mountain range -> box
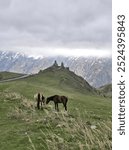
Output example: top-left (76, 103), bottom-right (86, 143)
top-left (0, 50), bottom-right (112, 88)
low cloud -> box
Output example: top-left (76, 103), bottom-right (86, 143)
top-left (0, 0), bottom-right (112, 56)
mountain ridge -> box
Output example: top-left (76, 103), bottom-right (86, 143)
top-left (0, 50), bottom-right (112, 88)
top-left (38, 61), bottom-right (96, 94)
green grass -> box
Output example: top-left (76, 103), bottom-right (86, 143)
top-left (0, 69), bottom-right (112, 150)
top-left (0, 71), bottom-right (24, 80)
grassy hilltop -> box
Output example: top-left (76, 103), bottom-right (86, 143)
top-left (0, 63), bottom-right (112, 150)
top-left (0, 71), bottom-right (24, 80)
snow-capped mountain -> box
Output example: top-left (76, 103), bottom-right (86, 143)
top-left (0, 50), bottom-right (112, 88)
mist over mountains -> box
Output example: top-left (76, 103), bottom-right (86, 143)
top-left (0, 50), bottom-right (112, 88)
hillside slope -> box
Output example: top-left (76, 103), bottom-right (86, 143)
top-left (98, 84), bottom-right (112, 97)
top-left (35, 62), bottom-right (96, 94)
top-left (0, 71), bottom-right (24, 80)
top-left (0, 64), bottom-right (112, 150)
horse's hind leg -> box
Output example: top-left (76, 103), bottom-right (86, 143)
top-left (41, 101), bottom-right (43, 110)
top-left (55, 102), bottom-right (56, 110)
top-left (64, 102), bottom-right (67, 111)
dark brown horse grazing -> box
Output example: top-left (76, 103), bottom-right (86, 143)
top-left (46, 95), bottom-right (68, 111)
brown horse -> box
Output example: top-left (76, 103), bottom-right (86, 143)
top-left (46, 95), bottom-right (68, 111)
top-left (34, 93), bottom-right (45, 109)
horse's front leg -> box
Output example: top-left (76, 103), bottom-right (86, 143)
top-left (65, 104), bottom-right (67, 111)
top-left (63, 102), bottom-right (67, 111)
top-left (57, 103), bottom-right (59, 112)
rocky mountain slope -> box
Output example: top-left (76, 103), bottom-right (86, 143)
top-left (0, 50), bottom-right (112, 87)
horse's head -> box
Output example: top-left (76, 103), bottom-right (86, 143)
top-left (46, 97), bottom-right (50, 104)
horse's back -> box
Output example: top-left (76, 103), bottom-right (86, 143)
top-left (47, 95), bottom-right (68, 103)
top-left (48, 95), bottom-right (58, 99)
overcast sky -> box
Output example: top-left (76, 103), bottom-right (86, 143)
top-left (0, 0), bottom-right (112, 57)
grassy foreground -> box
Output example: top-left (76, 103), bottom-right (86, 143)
top-left (0, 70), bottom-right (111, 150)
top-left (0, 91), bottom-right (111, 150)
